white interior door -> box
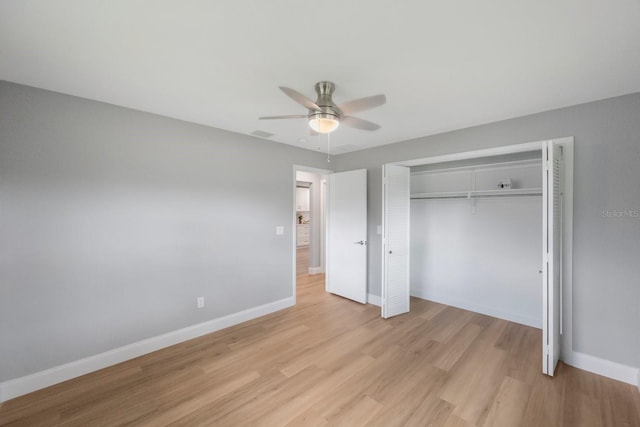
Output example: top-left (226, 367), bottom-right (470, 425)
top-left (542, 141), bottom-right (562, 376)
top-left (327, 169), bottom-right (367, 303)
top-left (382, 164), bottom-right (410, 318)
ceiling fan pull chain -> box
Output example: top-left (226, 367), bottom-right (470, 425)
top-left (327, 132), bottom-right (331, 163)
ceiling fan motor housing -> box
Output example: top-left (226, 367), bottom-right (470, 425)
top-left (313, 81), bottom-right (340, 115)
top-left (307, 81), bottom-right (340, 133)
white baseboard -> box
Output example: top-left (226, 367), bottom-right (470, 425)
top-left (0, 297), bottom-right (295, 403)
top-left (411, 290), bottom-right (540, 329)
top-left (563, 350), bottom-right (639, 386)
top-left (367, 293), bottom-right (381, 307)
top-left (308, 266), bottom-right (323, 275)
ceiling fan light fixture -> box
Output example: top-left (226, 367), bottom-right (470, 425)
top-left (259, 81), bottom-right (385, 134)
top-left (309, 113), bottom-right (339, 134)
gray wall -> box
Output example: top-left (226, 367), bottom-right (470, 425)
top-left (0, 81), bottom-right (327, 381)
top-left (333, 93), bottom-right (640, 369)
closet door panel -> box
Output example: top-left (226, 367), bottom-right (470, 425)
top-left (383, 164), bottom-right (410, 318)
top-left (542, 141), bottom-right (562, 376)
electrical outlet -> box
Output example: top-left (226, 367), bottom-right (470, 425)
top-left (197, 296), bottom-right (205, 309)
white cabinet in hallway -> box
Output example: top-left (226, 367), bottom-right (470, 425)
top-left (296, 223), bottom-right (309, 246)
top-left (296, 187), bottom-right (310, 212)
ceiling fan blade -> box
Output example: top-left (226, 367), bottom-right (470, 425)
top-left (341, 116), bottom-right (381, 131)
top-left (336, 94), bottom-right (386, 115)
top-left (259, 114), bottom-right (308, 120)
top-left (279, 86), bottom-right (321, 111)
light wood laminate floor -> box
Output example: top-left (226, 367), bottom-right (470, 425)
top-left (296, 246), bottom-right (310, 277)
top-left (1, 273), bottom-right (639, 426)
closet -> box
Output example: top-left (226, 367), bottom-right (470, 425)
top-left (409, 151), bottom-right (543, 328)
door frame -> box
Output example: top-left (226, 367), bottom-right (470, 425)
top-left (382, 138), bottom-right (574, 368)
top-left (292, 165), bottom-right (333, 304)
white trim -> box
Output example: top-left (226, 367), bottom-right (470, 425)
top-left (563, 351), bottom-right (639, 386)
top-left (293, 165), bottom-right (334, 176)
top-left (0, 297), bottom-right (294, 403)
top-left (308, 266), bottom-right (323, 275)
top-left (367, 293), bottom-right (382, 307)
top-left (380, 168), bottom-right (386, 316)
top-left (394, 141), bottom-right (544, 167)
top-left (411, 290), bottom-right (540, 329)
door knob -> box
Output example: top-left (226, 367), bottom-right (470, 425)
top-left (354, 240), bottom-right (367, 245)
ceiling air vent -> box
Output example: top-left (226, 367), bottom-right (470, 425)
top-left (333, 144), bottom-right (361, 154)
top-left (250, 130), bottom-right (274, 138)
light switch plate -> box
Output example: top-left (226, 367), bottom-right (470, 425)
top-left (276, 226), bottom-right (284, 235)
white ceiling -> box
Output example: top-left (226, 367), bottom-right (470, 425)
top-left (1, 1), bottom-right (639, 154)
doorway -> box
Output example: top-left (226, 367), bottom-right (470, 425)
top-left (293, 166), bottom-right (369, 305)
top-left (293, 166), bottom-right (331, 299)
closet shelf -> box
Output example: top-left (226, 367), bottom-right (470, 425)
top-left (411, 187), bottom-right (542, 200)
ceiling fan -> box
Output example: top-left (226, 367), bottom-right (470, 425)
top-left (259, 81), bottom-right (386, 134)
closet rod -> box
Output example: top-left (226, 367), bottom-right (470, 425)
top-left (411, 188), bottom-right (542, 200)
top-left (411, 194), bottom-right (542, 200)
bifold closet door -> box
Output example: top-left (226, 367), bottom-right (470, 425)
top-left (382, 164), bottom-right (410, 318)
top-left (542, 141), bottom-right (562, 376)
